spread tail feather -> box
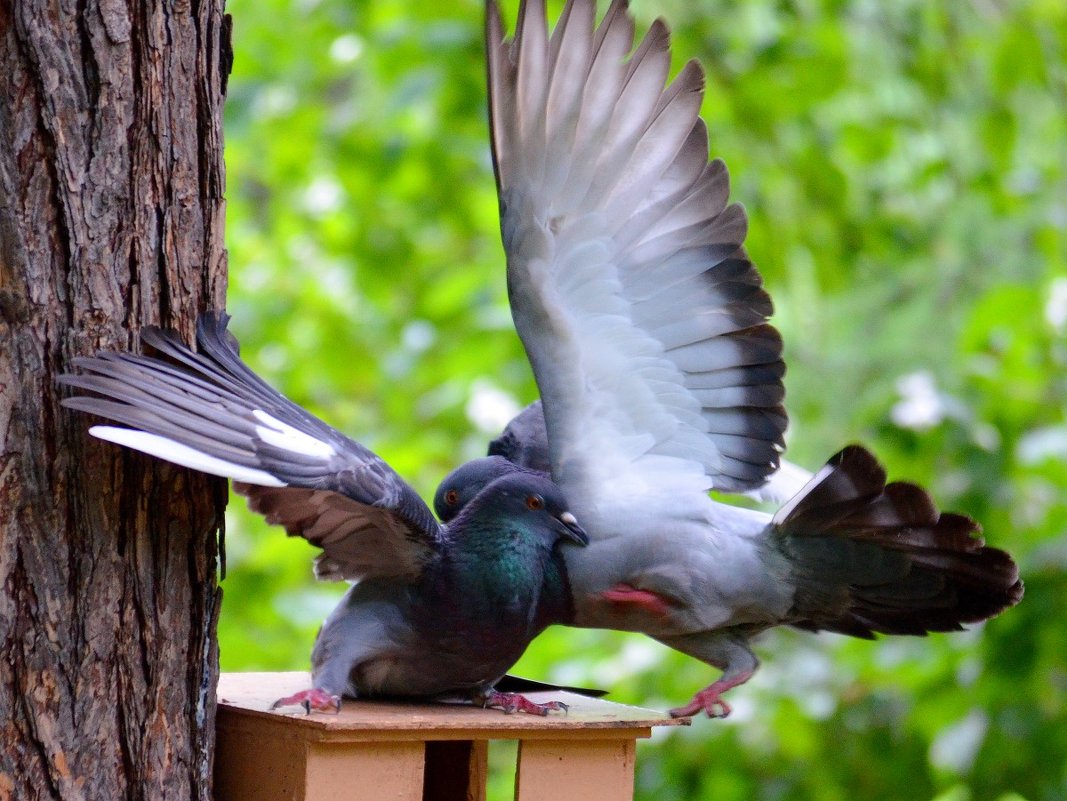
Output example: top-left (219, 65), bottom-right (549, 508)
top-left (776, 445), bottom-right (1023, 639)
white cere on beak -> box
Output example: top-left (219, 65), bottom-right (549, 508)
top-left (560, 511), bottom-right (578, 527)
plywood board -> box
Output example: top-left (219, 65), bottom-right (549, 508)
top-left (515, 739), bottom-right (637, 801)
top-left (217, 672), bottom-right (688, 743)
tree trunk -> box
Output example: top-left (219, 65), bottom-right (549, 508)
top-left (0, 1), bottom-right (231, 798)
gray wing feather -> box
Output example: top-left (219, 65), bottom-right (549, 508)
top-left (60, 312), bottom-right (442, 581)
top-left (236, 483), bottom-right (432, 582)
top-left (488, 0), bottom-right (786, 513)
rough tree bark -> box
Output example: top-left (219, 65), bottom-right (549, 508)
top-left (0, 1), bottom-right (231, 798)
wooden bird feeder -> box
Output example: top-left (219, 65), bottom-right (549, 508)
top-left (215, 672), bottom-right (688, 801)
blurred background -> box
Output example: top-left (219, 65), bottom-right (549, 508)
top-left (218, 0), bottom-right (1066, 798)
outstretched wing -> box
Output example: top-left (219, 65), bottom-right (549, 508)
top-left (487, 0), bottom-right (786, 530)
top-left (59, 313), bottom-right (442, 582)
top-left (489, 400), bottom-right (813, 504)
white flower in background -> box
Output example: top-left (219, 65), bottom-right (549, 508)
top-left (252, 84), bottom-right (297, 119)
top-left (401, 320), bottom-right (436, 354)
top-left (930, 709), bottom-right (989, 774)
top-left (303, 176), bottom-right (344, 217)
top-left (329, 34), bottom-right (364, 64)
top-left (891, 371), bottom-right (995, 447)
top-left (589, 638), bottom-right (664, 686)
top-left (891, 370), bottom-right (946, 430)
top-left (1045, 277), bottom-right (1067, 333)
top-left (1017, 425), bottom-right (1067, 465)
top-left (465, 379), bottom-right (521, 434)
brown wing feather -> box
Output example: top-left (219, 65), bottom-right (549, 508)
top-left (236, 484), bottom-right (436, 582)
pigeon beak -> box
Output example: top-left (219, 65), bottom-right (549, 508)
top-left (556, 511), bottom-right (589, 546)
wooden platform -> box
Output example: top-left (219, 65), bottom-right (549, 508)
top-left (215, 672), bottom-right (688, 801)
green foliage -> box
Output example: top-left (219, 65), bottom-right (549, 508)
top-left (219, 1), bottom-right (1066, 798)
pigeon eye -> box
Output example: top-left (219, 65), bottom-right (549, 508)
top-left (444, 489), bottom-right (459, 505)
top-left (525, 495), bottom-right (544, 511)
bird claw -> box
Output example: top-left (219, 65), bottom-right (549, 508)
top-left (669, 686), bottom-right (733, 719)
top-left (669, 668), bottom-right (753, 719)
top-left (270, 688), bottom-right (342, 714)
top-left (482, 691), bottom-right (569, 716)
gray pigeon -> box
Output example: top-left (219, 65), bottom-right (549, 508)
top-left (472, 0), bottom-right (1024, 717)
top-left (485, 399), bottom-right (813, 503)
top-left (60, 314), bottom-right (589, 715)
top-left (439, 421), bottom-right (1023, 718)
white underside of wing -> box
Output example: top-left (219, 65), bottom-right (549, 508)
top-left (89, 425), bottom-right (286, 487)
top-left (504, 209), bottom-right (719, 523)
top-left (252, 409), bottom-right (337, 459)
top-left (489, 0), bottom-right (787, 528)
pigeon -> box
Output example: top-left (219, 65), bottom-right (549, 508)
top-left (472, 0), bottom-right (1024, 717)
top-left (59, 313), bottom-right (589, 716)
top-left (483, 399), bottom-right (813, 503)
top-left (62, 0), bottom-right (1024, 723)
top-left (437, 437), bottom-right (1023, 716)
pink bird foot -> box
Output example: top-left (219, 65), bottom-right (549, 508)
top-left (482, 691), bottom-right (569, 716)
top-left (669, 670), bottom-right (753, 719)
top-left (270, 688), bottom-right (342, 714)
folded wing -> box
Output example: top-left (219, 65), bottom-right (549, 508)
top-left (59, 313), bottom-right (442, 582)
top-left (488, 0), bottom-right (786, 527)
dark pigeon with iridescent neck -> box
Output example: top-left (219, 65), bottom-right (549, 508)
top-left (60, 314), bottom-right (588, 715)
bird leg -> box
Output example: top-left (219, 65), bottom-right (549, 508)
top-left (668, 669), bottom-right (754, 718)
top-left (480, 690), bottom-right (569, 716)
top-left (270, 688), bottom-right (342, 714)
top-left (654, 630), bottom-right (760, 719)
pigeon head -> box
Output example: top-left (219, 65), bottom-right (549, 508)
top-left (434, 456), bottom-right (526, 522)
top-left (454, 471), bottom-right (588, 549)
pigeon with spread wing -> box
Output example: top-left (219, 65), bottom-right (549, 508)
top-left (460, 0), bottom-right (1023, 717)
top-left (61, 0), bottom-right (1022, 722)
top-left (60, 314), bottom-right (588, 715)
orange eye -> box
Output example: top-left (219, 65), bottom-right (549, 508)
top-left (444, 489), bottom-right (459, 505)
top-left (525, 495), bottom-right (544, 511)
